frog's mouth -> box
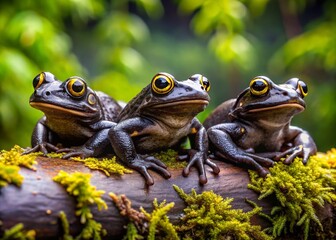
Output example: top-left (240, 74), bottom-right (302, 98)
top-left (151, 99), bottom-right (209, 108)
top-left (30, 102), bottom-right (98, 118)
top-left (246, 102), bottom-right (305, 113)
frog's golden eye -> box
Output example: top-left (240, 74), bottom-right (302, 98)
top-left (298, 80), bottom-right (308, 97)
top-left (66, 77), bottom-right (87, 98)
top-left (249, 77), bottom-right (269, 96)
top-left (190, 74), bottom-right (211, 92)
top-left (151, 73), bottom-right (175, 94)
top-left (33, 72), bottom-right (45, 89)
top-left (200, 76), bottom-right (210, 92)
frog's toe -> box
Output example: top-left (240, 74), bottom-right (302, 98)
top-left (283, 146), bottom-right (303, 164)
top-left (198, 174), bottom-right (208, 185)
top-left (302, 148), bottom-right (311, 164)
top-left (57, 148), bottom-right (73, 153)
top-left (205, 158), bottom-right (220, 174)
top-left (145, 156), bottom-right (167, 169)
top-left (62, 151), bottom-right (82, 159)
top-left (22, 145), bottom-right (40, 155)
top-left (246, 153), bottom-right (274, 167)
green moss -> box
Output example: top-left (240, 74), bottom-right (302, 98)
top-left (58, 211), bottom-right (73, 240)
top-left (153, 149), bottom-right (187, 169)
top-left (0, 223), bottom-right (36, 240)
top-left (173, 185), bottom-right (271, 240)
top-left (109, 193), bottom-right (178, 240)
top-left (143, 199), bottom-right (178, 240)
top-left (0, 145), bottom-right (37, 170)
top-left (248, 156), bottom-right (336, 239)
top-left (0, 164), bottom-right (23, 187)
top-left (46, 152), bottom-right (66, 159)
top-left (0, 145), bottom-right (38, 188)
top-left (53, 171), bottom-right (107, 240)
top-left (72, 156), bottom-right (133, 176)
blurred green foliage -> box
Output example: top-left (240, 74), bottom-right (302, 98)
top-left (0, 0), bottom-right (335, 151)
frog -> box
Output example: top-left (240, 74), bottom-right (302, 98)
top-left (203, 76), bottom-right (317, 177)
top-left (108, 72), bottom-right (220, 185)
top-left (23, 72), bottom-right (123, 158)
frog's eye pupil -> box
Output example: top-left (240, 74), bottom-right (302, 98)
top-left (151, 73), bottom-right (175, 94)
top-left (201, 78), bottom-right (210, 92)
top-left (33, 72), bottom-right (45, 89)
top-left (249, 78), bottom-right (269, 96)
top-left (155, 77), bottom-right (169, 89)
top-left (72, 81), bottom-right (84, 93)
top-left (298, 80), bottom-right (308, 97)
top-left (66, 78), bottom-right (87, 98)
top-left (252, 81), bottom-right (266, 91)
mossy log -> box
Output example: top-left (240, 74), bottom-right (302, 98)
top-left (0, 157), bottom-right (334, 239)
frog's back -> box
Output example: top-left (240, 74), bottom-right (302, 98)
top-left (203, 99), bottom-right (236, 129)
top-left (117, 86), bottom-right (150, 121)
top-left (96, 91), bottom-right (123, 122)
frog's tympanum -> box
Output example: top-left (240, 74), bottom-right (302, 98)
top-left (109, 72), bottom-right (220, 185)
top-left (24, 72), bottom-right (123, 158)
top-left (204, 76), bottom-right (317, 177)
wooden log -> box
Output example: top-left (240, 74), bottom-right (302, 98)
top-left (0, 157), bottom-right (333, 239)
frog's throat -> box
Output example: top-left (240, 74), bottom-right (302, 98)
top-left (246, 103), bottom-right (304, 113)
top-left (150, 99), bottom-right (209, 108)
top-left (30, 102), bottom-right (98, 117)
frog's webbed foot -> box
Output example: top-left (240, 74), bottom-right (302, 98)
top-left (129, 156), bottom-right (171, 186)
top-left (182, 150), bottom-right (220, 185)
top-left (22, 143), bottom-right (59, 156)
top-left (214, 150), bottom-right (273, 178)
top-left (275, 145), bottom-right (311, 164)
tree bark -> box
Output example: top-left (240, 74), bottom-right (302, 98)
top-left (0, 157), bottom-right (334, 239)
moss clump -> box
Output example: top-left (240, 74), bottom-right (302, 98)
top-left (0, 145), bottom-right (38, 188)
top-left (111, 186), bottom-right (271, 240)
top-left (53, 171), bottom-right (107, 240)
top-left (173, 185), bottom-right (271, 240)
top-left (72, 156), bottom-right (133, 176)
top-left (248, 156), bottom-right (336, 239)
top-left (46, 152), bottom-right (66, 159)
top-left (0, 223), bottom-right (36, 240)
top-left (0, 145), bottom-right (37, 170)
top-left (322, 148), bottom-right (336, 168)
top-left (109, 193), bottom-right (178, 240)
top-left (153, 149), bottom-right (187, 169)
top-left (0, 164), bottom-right (23, 188)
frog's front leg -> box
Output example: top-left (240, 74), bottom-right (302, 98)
top-left (182, 119), bottom-right (220, 184)
top-left (207, 123), bottom-right (274, 177)
top-left (276, 126), bottom-right (317, 164)
top-left (23, 116), bottom-right (60, 155)
top-left (61, 121), bottom-right (117, 159)
top-left (108, 118), bottom-right (171, 186)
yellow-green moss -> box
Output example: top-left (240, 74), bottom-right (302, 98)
top-left (0, 223), bottom-right (36, 240)
top-left (0, 145), bottom-right (37, 170)
top-left (248, 155), bottom-right (336, 239)
top-left (153, 149), bottom-right (187, 169)
top-left (109, 193), bottom-right (178, 240)
top-left (111, 186), bottom-right (271, 240)
top-left (0, 164), bottom-right (23, 187)
top-left (53, 171), bottom-right (107, 240)
top-left (46, 152), bottom-right (66, 159)
top-left (58, 211), bottom-right (72, 240)
top-left (173, 185), bottom-right (272, 240)
top-left (0, 145), bottom-right (38, 188)
top-left (72, 156), bottom-right (133, 176)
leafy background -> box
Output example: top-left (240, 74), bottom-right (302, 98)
top-left (0, 0), bottom-right (335, 151)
